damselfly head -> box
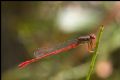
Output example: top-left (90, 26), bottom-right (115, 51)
top-left (89, 34), bottom-right (96, 39)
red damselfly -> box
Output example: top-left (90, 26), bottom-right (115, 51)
top-left (18, 34), bottom-right (96, 69)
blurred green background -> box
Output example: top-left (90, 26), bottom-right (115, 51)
top-left (1, 1), bottom-right (120, 80)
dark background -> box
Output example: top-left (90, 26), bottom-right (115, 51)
top-left (1, 1), bottom-right (120, 80)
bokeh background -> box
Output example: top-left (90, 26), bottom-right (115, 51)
top-left (1, 1), bottom-right (120, 80)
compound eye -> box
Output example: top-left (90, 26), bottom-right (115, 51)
top-left (90, 34), bottom-right (96, 39)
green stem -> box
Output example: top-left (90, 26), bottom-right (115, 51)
top-left (86, 25), bottom-right (104, 80)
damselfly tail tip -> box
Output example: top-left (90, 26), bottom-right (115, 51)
top-left (18, 61), bottom-right (31, 69)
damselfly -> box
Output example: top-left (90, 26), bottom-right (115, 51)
top-left (18, 34), bottom-right (96, 69)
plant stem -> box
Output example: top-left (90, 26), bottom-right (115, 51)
top-left (86, 25), bottom-right (104, 80)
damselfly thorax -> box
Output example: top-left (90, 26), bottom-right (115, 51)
top-left (77, 34), bottom-right (96, 52)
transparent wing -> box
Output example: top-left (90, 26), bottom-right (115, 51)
top-left (34, 39), bottom-right (78, 58)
